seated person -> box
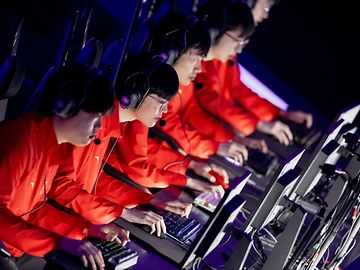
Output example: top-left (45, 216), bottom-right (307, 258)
top-left (30, 58), bottom-right (191, 244)
top-left (144, 14), bottom-right (252, 186)
top-left (0, 64), bottom-right (128, 270)
top-left (98, 53), bottom-right (226, 206)
top-left (148, 13), bottom-right (251, 165)
top-left (194, 0), bottom-right (313, 146)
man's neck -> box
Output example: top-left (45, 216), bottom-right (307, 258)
top-left (118, 104), bottom-right (136, 123)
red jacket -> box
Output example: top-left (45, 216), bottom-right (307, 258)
top-left (40, 101), bottom-right (154, 227)
top-left (0, 113), bottom-right (88, 257)
top-left (160, 83), bottom-right (235, 151)
top-left (103, 120), bottom-right (188, 188)
top-left (146, 83), bottom-right (235, 173)
top-left (194, 58), bottom-right (281, 136)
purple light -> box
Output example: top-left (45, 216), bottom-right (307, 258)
top-left (239, 64), bottom-right (289, 111)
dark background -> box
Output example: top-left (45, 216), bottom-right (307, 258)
top-left (0, 0), bottom-right (358, 128)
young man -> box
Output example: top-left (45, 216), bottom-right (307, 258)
top-left (195, 0), bottom-right (313, 146)
top-left (0, 64), bottom-right (128, 270)
top-left (31, 57), bottom-right (192, 243)
top-left (98, 53), bottom-right (225, 200)
top-left (146, 13), bottom-right (250, 176)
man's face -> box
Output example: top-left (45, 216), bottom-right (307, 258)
top-left (211, 28), bottom-right (249, 62)
top-left (62, 110), bottom-right (102, 146)
top-left (134, 94), bottom-right (169, 127)
top-left (173, 48), bottom-right (203, 86)
top-left (252, 0), bottom-right (275, 24)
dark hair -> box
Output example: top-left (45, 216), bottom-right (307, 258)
top-left (198, 0), bottom-right (255, 43)
top-left (39, 64), bottom-right (115, 118)
top-left (244, 0), bottom-right (278, 9)
top-left (149, 12), bottom-right (211, 65)
top-left (116, 53), bottom-right (179, 108)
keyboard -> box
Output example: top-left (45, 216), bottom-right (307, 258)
top-left (245, 149), bottom-right (278, 176)
top-left (162, 212), bottom-right (201, 243)
top-left (44, 239), bottom-right (138, 270)
top-left (193, 192), bottom-right (221, 212)
top-left (90, 239), bottom-right (138, 269)
top-left (283, 121), bottom-right (322, 148)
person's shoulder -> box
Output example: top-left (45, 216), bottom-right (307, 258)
top-left (0, 112), bottom-right (40, 139)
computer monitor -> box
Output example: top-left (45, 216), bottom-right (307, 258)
top-left (291, 119), bottom-right (346, 198)
top-left (184, 195), bottom-right (246, 268)
top-left (248, 146), bottom-right (304, 195)
top-left (336, 103), bottom-right (360, 125)
top-left (113, 171), bottom-right (252, 269)
top-left (334, 104), bottom-right (360, 142)
top-left (243, 169), bottom-right (301, 234)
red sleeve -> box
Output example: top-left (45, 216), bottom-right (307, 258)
top-left (95, 172), bottom-right (155, 207)
top-left (47, 154), bottom-right (124, 225)
top-left (182, 87), bottom-right (235, 142)
top-left (231, 61), bottom-right (280, 121)
top-left (106, 121), bottom-right (188, 188)
top-left (160, 96), bottom-right (220, 158)
top-left (0, 134), bottom-right (61, 256)
top-left (147, 136), bottom-right (192, 175)
top-left (194, 60), bottom-right (260, 136)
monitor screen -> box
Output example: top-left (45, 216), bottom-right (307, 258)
top-left (336, 103), bottom-right (360, 124)
top-left (292, 119), bottom-right (345, 198)
top-left (181, 171), bottom-right (251, 268)
top-left (186, 195), bottom-right (246, 267)
top-left (243, 169), bottom-right (300, 233)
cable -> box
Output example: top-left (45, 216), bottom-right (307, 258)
top-left (319, 249), bottom-right (329, 270)
top-left (93, 137), bottom-right (118, 194)
top-left (192, 257), bottom-right (202, 270)
top-left (216, 233), bottom-right (232, 249)
top-left (20, 176), bottom-right (47, 217)
top-left (250, 231), bottom-right (266, 263)
top-left (302, 173), bottom-right (360, 269)
top-left (178, 91), bottom-right (192, 157)
top-left (260, 227), bottom-right (278, 244)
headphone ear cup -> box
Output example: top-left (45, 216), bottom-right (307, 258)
top-left (53, 93), bottom-right (79, 118)
top-left (208, 27), bottom-right (220, 44)
top-left (119, 73), bottom-right (147, 109)
top-left (165, 49), bottom-right (179, 65)
top-left (120, 92), bottom-right (142, 109)
top-left (53, 76), bottom-right (88, 118)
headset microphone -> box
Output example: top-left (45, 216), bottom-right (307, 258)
top-left (159, 119), bottom-right (167, 127)
top-left (94, 138), bottom-right (101, 145)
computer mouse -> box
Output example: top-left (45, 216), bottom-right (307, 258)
top-left (208, 171), bottom-right (229, 189)
top-left (139, 224), bottom-right (166, 239)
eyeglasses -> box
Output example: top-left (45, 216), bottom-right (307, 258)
top-left (224, 32), bottom-right (250, 46)
top-left (148, 94), bottom-right (169, 110)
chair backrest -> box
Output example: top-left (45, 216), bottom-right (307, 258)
top-left (0, 17), bottom-right (25, 121)
top-left (24, 2), bottom-right (103, 113)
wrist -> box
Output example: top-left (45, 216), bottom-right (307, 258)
top-left (279, 110), bottom-right (290, 120)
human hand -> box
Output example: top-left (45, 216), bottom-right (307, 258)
top-left (217, 142), bottom-right (248, 165)
top-left (257, 120), bottom-right (293, 145)
top-left (280, 110), bottom-right (313, 128)
top-left (121, 208), bottom-right (165, 237)
top-left (58, 238), bottom-right (105, 270)
top-left (150, 197), bottom-right (192, 217)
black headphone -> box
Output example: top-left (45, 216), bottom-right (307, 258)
top-left (246, 0), bottom-right (257, 9)
top-left (202, 5), bottom-right (228, 44)
top-left (119, 55), bottom-right (166, 109)
top-left (159, 15), bottom-right (199, 65)
top-left (52, 67), bottom-right (102, 118)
